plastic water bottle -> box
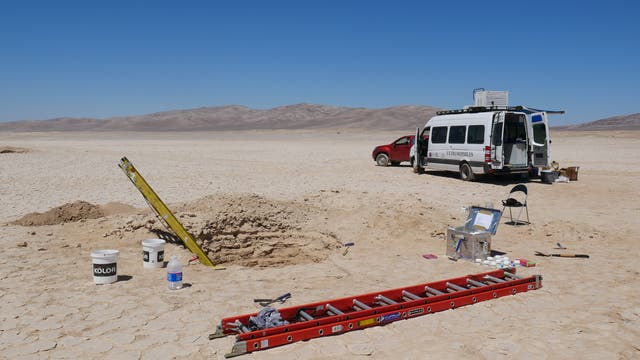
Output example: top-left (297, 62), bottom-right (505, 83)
top-left (167, 255), bottom-right (183, 290)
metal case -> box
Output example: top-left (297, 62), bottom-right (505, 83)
top-left (473, 90), bottom-right (509, 107)
top-left (445, 206), bottom-right (502, 261)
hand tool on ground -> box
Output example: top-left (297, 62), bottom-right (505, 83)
top-left (535, 251), bottom-right (589, 258)
top-left (210, 269), bottom-right (542, 357)
top-left (253, 293), bottom-right (292, 307)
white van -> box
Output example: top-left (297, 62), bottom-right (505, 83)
top-left (411, 107), bottom-right (556, 181)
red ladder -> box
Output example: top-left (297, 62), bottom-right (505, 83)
top-left (210, 269), bottom-right (542, 357)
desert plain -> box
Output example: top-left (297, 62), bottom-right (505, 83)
top-left (0, 130), bottom-right (639, 359)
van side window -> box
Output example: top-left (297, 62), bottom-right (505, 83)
top-left (492, 123), bottom-right (503, 146)
top-left (467, 125), bottom-right (484, 144)
top-left (431, 127), bottom-right (447, 144)
top-left (448, 126), bottom-right (466, 144)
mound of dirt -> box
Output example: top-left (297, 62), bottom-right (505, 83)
top-left (99, 194), bottom-right (339, 267)
top-left (13, 201), bottom-right (106, 226)
top-left (182, 194), bottom-right (339, 267)
top-left (0, 146), bottom-right (30, 154)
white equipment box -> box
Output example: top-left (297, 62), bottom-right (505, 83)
top-left (474, 90), bottom-right (509, 107)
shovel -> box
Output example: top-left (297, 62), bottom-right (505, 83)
top-left (535, 251), bottom-right (589, 258)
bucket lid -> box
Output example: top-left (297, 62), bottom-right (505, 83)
top-left (141, 238), bottom-right (166, 247)
top-left (91, 249), bottom-right (119, 258)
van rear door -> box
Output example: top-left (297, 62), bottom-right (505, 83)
top-left (528, 112), bottom-right (550, 167)
top-left (490, 112), bottom-right (504, 169)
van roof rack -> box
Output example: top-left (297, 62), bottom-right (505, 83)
top-left (436, 106), bottom-right (565, 116)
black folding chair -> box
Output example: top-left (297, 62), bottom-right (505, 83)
top-left (501, 184), bottom-right (530, 225)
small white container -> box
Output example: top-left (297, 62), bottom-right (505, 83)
top-left (91, 249), bottom-right (119, 284)
top-left (142, 238), bottom-right (166, 268)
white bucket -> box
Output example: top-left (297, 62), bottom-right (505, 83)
top-left (91, 249), bottom-right (119, 284)
top-left (141, 239), bottom-right (166, 268)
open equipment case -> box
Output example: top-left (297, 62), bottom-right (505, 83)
top-left (446, 206), bottom-right (502, 261)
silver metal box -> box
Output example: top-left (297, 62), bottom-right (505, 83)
top-left (445, 206), bottom-right (502, 261)
top-left (446, 227), bottom-right (492, 261)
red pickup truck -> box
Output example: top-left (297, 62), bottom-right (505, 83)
top-left (372, 135), bottom-right (427, 167)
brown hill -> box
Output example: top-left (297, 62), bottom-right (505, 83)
top-left (554, 113), bottom-right (640, 131)
top-left (0, 104), bottom-right (441, 132)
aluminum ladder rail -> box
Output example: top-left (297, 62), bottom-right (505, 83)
top-left (211, 269), bottom-right (542, 357)
top-left (118, 157), bottom-right (222, 268)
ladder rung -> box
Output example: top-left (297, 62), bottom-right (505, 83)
top-left (446, 282), bottom-right (467, 292)
top-left (425, 286), bottom-right (445, 296)
top-left (402, 290), bottom-right (422, 301)
top-left (326, 304), bottom-right (344, 315)
top-left (375, 294), bottom-right (398, 305)
top-left (353, 299), bottom-right (371, 310)
top-left (503, 272), bottom-right (521, 279)
top-left (484, 275), bottom-right (506, 283)
top-left (467, 278), bottom-right (486, 288)
top-left (299, 310), bottom-right (314, 321)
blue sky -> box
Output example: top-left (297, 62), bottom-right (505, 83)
top-left (1, 1), bottom-right (638, 125)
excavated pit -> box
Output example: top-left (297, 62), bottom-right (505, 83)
top-left (180, 194), bottom-right (339, 267)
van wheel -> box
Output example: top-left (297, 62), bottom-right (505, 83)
top-left (460, 163), bottom-right (475, 181)
top-left (376, 153), bottom-right (390, 167)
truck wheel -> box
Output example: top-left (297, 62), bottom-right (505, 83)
top-left (460, 163), bottom-right (475, 181)
top-left (376, 153), bottom-right (390, 167)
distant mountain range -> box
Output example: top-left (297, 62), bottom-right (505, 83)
top-left (0, 104), bottom-right (441, 131)
top-left (552, 113), bottom-right (640, 131)
top-left (0, 104), bottom-right (638, 131)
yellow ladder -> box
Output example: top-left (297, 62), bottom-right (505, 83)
top-left (118, 157), bottom-right (223, 269)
